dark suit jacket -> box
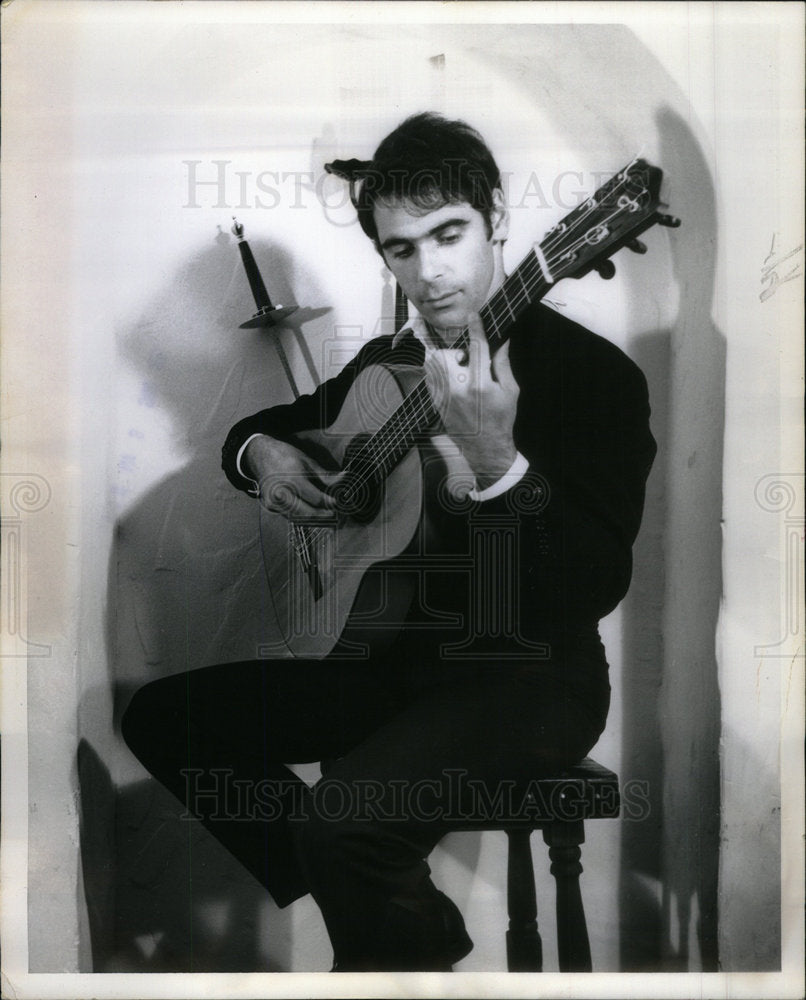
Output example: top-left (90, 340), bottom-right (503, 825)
top-left (222, 302), bottom-right (656, 646)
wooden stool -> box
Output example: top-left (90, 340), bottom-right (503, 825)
top-left (452, 757), bottom-right (620, 972)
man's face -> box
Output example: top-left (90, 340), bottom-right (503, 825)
top-left (373, 196), bottom-right (508, 335)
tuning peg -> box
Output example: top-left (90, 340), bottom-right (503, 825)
top-left (626, 238), bottom-right (647, 255)
top-left (657, 214), bottom-right (681, 228)
top-left (595, 260), bottom-right (616, 280)
top-left (324, 158), bottom-right (373, 180)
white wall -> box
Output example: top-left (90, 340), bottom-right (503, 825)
top-left (1, 1), bottom-right (802, 993)
top-left (707, 15), bottom-right (803, 972)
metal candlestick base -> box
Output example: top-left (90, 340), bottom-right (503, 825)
top-left (239, 304), bottom-right (298, 329)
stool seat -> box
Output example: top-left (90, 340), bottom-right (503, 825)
top-left (449, 757), bottom-right (620, 831)
top-left (450, 757), bottom-right (620, 973)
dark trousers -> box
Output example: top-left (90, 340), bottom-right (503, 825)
top-left (121, 630), bottom-right (610, 970)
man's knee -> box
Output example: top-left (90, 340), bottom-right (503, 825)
top-left (120, 676), bottom-right (183, 766)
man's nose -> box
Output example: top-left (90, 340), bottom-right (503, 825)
top-left (417, 246), bottom-right (444, 284)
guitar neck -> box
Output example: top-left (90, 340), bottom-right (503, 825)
top-left (458, 247), bottom-right (550, 353)
top-left (341, 248), bottom-right (549, 484)
top-left (341, 158), bottom-right (675, 484)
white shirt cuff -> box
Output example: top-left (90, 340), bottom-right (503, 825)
top-left (468, 451), bottom-right (530, 502)
top-left (236, 433), bottom-right (265, 496)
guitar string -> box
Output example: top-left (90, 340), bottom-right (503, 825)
top-left (336, 208), bottom-right (609, 496)
top-left (470, 174), bottom-right (647, 352)
top-left (293, 170), bottom-right (649, 553)
top-left (336, 168), bottom-right (646, 482)
top-left (340, 252), bottom-right (544, 468)
top-left (294, 250), bottom-right (547, 551)
top-left (292, 243), bottom-right (586, 551)
top-left (538, 163), bottom-right (643, 258)
top-left (470, 166), bottom-right (645, 346)
top-left (298, 237), bottom-right (596, 546)
top-left (336, 167), bottom-right (648, 481)
top-left (336, 179), bottom-right (648, 502)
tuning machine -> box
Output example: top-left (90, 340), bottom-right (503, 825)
top-left (657, 214), bottom-right (682, 228)
top-left (594, 260), bottom-right (616, 280)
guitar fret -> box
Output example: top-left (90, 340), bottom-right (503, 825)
top-left (502, 287), bottom-right (517, 324)
top-left (517, 257), bottom-right (534, 302)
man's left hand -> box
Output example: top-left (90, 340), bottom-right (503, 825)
top-left (424, 313), bottom-right (520, 492)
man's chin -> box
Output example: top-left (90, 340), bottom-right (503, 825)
top-left (421, 306), bottom-right (471, 336)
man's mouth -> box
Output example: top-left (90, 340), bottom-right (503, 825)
top-left (424, 291), bottom-right (460, 309)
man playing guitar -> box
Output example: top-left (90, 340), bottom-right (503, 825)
top-left (123, 113), bottom-right (657, 971)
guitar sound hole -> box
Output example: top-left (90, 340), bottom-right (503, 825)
top-left (334, 435), bottom-right (384, 523)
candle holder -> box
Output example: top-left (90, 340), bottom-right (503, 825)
top-left (231, 218), bottom-right (298, 328)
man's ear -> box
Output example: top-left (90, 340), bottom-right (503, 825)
top-left (490, 188), bottom-right (510, 242)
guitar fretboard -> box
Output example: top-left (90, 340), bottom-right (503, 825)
top-left (340, 246), bottom-right (550, 494)
top-left (337, 157), bottom-right (666, 501)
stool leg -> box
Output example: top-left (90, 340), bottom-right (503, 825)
top-left (543, 820), bottom-right (592, 972)
top-left (505, 829), bottom-right (543, 972)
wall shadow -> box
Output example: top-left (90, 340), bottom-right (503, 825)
top-left (619, 106), bottom-right (726, 971)
top-left (618, 328), bottom-right (671, 969)
top-left (80, 234), bottom-right (332, 971)
top-left (78, 738), bottom-right (280, 972)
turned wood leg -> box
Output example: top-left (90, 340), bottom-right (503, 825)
top-left (543, 820), bottom-right (592, 972)
top-left (505, 829), bottom-right (543, 972)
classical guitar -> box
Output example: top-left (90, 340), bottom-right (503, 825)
top-left (256, 159), bottom-right (679, 658)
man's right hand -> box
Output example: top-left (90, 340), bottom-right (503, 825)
top-left (243, 436), bottom-right (341, 521)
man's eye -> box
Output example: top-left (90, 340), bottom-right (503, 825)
top-left (391, 247), bottom-right (413, 260)
top-left (438, 231), bottom-right (461, 244)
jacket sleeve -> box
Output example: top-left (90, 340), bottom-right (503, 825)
top-left (478, 310), bottom-right (657, 628)
top-left (221, 335), bottom-right (396, 494)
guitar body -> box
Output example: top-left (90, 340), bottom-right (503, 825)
top-left (259, 363), bottom-right (424, 659)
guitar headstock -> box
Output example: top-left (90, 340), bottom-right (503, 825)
top-left (538, 158), bottom-right (680, 283)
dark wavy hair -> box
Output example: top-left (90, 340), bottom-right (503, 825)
top-left (354, 113), bottom-right (503, 246)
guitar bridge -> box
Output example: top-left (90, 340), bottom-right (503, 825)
top-left (305, 562), bottom-right (324, 601)
top-left (292, 523), bottom-right (324, 600)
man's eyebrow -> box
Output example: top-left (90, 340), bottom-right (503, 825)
top-left (380, 218), bottom-right (469, 252)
